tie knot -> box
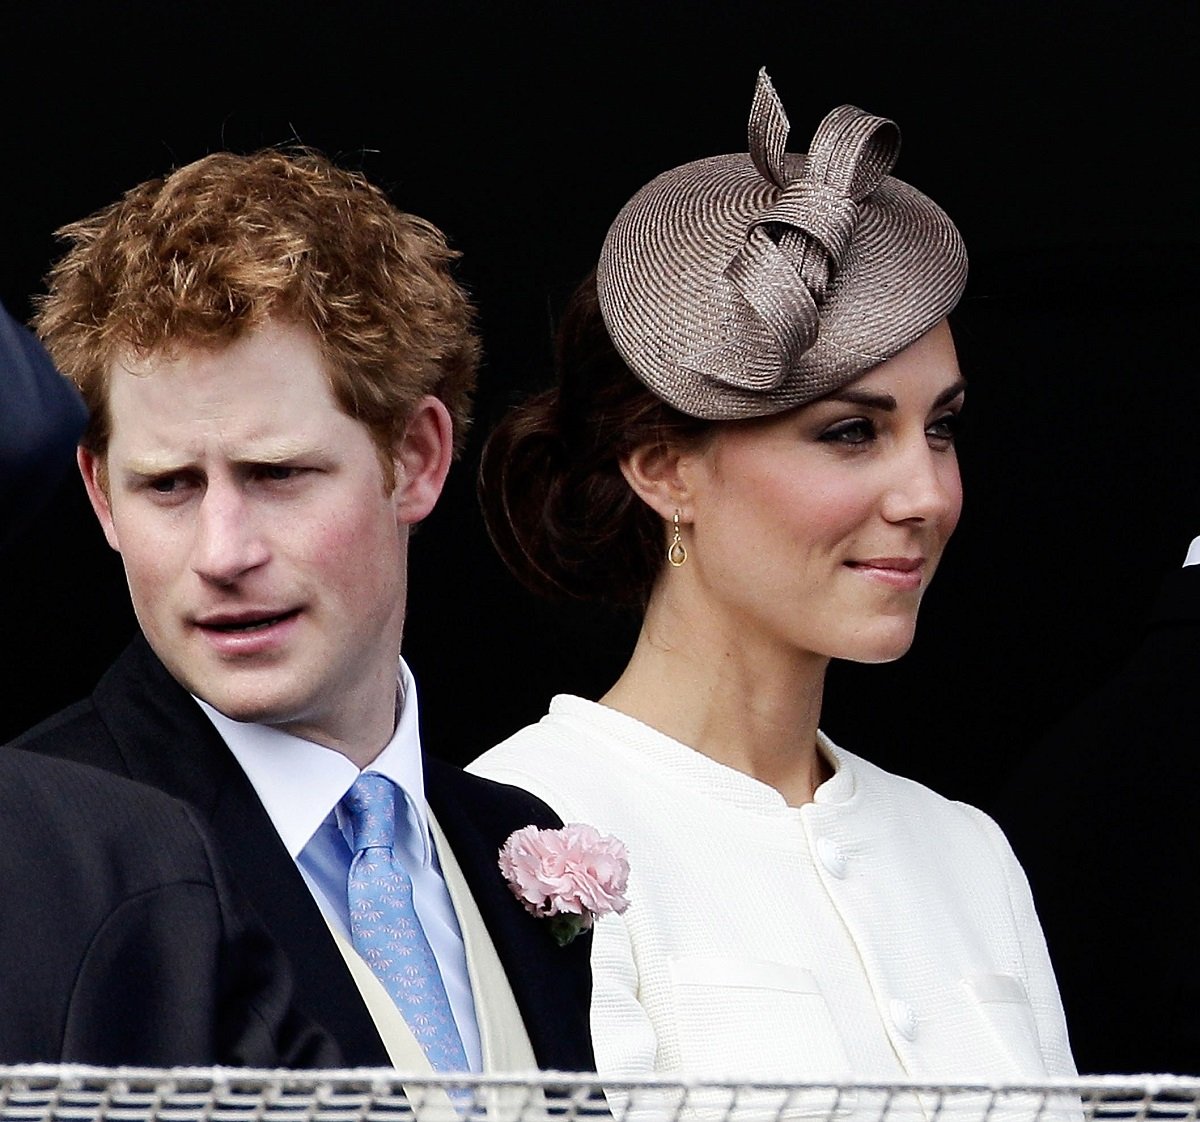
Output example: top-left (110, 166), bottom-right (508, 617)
top-left (342, 772), bottom-right (397, 852)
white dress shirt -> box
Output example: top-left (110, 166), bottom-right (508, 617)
top-left (195, 658), bottom-right (482, 1071)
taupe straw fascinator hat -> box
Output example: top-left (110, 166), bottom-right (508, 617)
top-left (597, 69), bottom-right (968, 420)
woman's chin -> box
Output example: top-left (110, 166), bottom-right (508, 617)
top-left (836, 624), bottom-right (919, 665)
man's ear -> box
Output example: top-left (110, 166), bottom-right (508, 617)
top-left (618, 440), bottom-right (698, 523)
top-left (391, 396), bottom-right (454, 526)
top-left (78, 446), bottom-right (121, 552)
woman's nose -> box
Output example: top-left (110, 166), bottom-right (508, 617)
top-left (880, 442), bottom-right (962, 527)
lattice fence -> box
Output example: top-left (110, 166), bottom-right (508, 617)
top-left (3, 1069), bottom-right (1198, 1122)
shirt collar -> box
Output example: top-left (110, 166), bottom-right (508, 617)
top-left (194, 657), bottom-right (432, 865)
top-left (1185, 534), bottom-right (1200, 567)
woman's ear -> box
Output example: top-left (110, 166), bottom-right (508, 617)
top-left (391, 396), bottom-right (455, 526)
top-left (619, 440), bottom-right (700, 522)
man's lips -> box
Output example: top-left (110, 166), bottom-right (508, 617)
top-left (190, 607), bottom-right (303, 657)
top-left (193, 608), bottom-right (302, 633)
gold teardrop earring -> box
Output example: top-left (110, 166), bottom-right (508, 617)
top-left (667, 509), bottom-right (688, 567)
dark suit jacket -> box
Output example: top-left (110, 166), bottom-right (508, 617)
top-left (991, 565), bottom-right (1200, 1074)
top-left (0, 303), bottom-right (87, 552)
top-left (10, 635), bottom-right (597, 1071)
top-left (0, 747), bottom-right (340, 1066)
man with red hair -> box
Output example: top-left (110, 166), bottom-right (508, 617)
top-left (1, 301), bottom-right (335, 1065)
top-left (10, 150), bottom-right (595, 1076)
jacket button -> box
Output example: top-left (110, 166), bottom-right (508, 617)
top-left (816, 836), bottom-right (848, 878)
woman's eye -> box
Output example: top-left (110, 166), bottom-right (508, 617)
top-left (818, 418), bottom-right (875, 446)
top-left (926, 412), bottom-right (962, 445)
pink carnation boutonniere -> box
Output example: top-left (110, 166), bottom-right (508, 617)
top-left (499, 823), bottom-right (631, 946)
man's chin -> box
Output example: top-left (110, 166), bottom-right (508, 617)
top-left (175, 665), bottom-right (305, 728)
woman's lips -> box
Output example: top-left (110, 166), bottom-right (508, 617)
top-left (845, 558), bottom-right (924, 591)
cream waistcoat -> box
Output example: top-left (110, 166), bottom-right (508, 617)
top-left (329, 811), bottom-right (539, 1117)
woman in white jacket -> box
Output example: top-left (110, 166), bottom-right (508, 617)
top-left (470, 71), bottom-right (1074, 1084)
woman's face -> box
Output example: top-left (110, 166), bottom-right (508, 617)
top-left (677, 319), bottom-right (965, 665)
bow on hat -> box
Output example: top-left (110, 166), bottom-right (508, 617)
top-left (695, 70), bottom-right (901, 393)
top-left (597, 68), bottom-right (966, 419)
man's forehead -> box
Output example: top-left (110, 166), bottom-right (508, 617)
top-left (110, 332), bottom-right (245, 378)
top-left (105, 342), bottom-right (347, 450)
top-left (108, 317), bottom-right (327, 378)
top-left (107, 325), bottom-right (327, 402)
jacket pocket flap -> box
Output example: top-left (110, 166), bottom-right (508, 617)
top-left (671, 955), bottom-right (822, 994)
top-left (963, 972), bottom-right (1029, 1004)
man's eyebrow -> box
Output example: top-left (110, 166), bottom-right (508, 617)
top-left (234, 442), bottom-right (315, 464)
top-left (122, 441), bottom-right (319, 476)
top-left (123, 456), bottom-right (190, 478)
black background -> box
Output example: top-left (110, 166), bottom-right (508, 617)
top-left (2, 0), bottom-right (1196, 813)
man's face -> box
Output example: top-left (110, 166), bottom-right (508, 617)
top-left (80, 318), bottom-right (447, 760)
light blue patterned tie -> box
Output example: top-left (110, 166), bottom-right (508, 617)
top-left (342, 772), bottom-right (468, 1072)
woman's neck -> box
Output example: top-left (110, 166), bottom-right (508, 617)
top-left (600, 588), bottom-right (831, 807)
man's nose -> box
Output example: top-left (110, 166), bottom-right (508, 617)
top-left (190, 486), bottom-right (270, 584)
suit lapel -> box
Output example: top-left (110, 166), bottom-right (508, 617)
top-left (90, 637), bottom-right (390, 1066)
top-left (428, 810), bottom-right (537, 1073)
top-left (87, 639), bottom-right (596, 1071)
top-left (424, 755), bottom-right (597, 1074)
top-left (1150, 564), bottom-right (1200, 626)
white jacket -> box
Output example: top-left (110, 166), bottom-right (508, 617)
top-left (469, 695), bottom-right (1075, 1082)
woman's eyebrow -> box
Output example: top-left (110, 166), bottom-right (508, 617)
top-left (932, 378), bottom-right (968, 409)
top-left (825, 377), bottom-right (967, 412)
top-left (826, 389), bottom-right (897, 411)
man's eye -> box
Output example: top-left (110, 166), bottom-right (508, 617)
top-left (151, 476), bottom-right (180, 494)
top-left (260, 465), bottom-right (299, 481)
top-left (818, 419), bottom-right (875, 446)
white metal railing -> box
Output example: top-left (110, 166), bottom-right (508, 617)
top-left (1, 1069), bottom-right (1197, 1122)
